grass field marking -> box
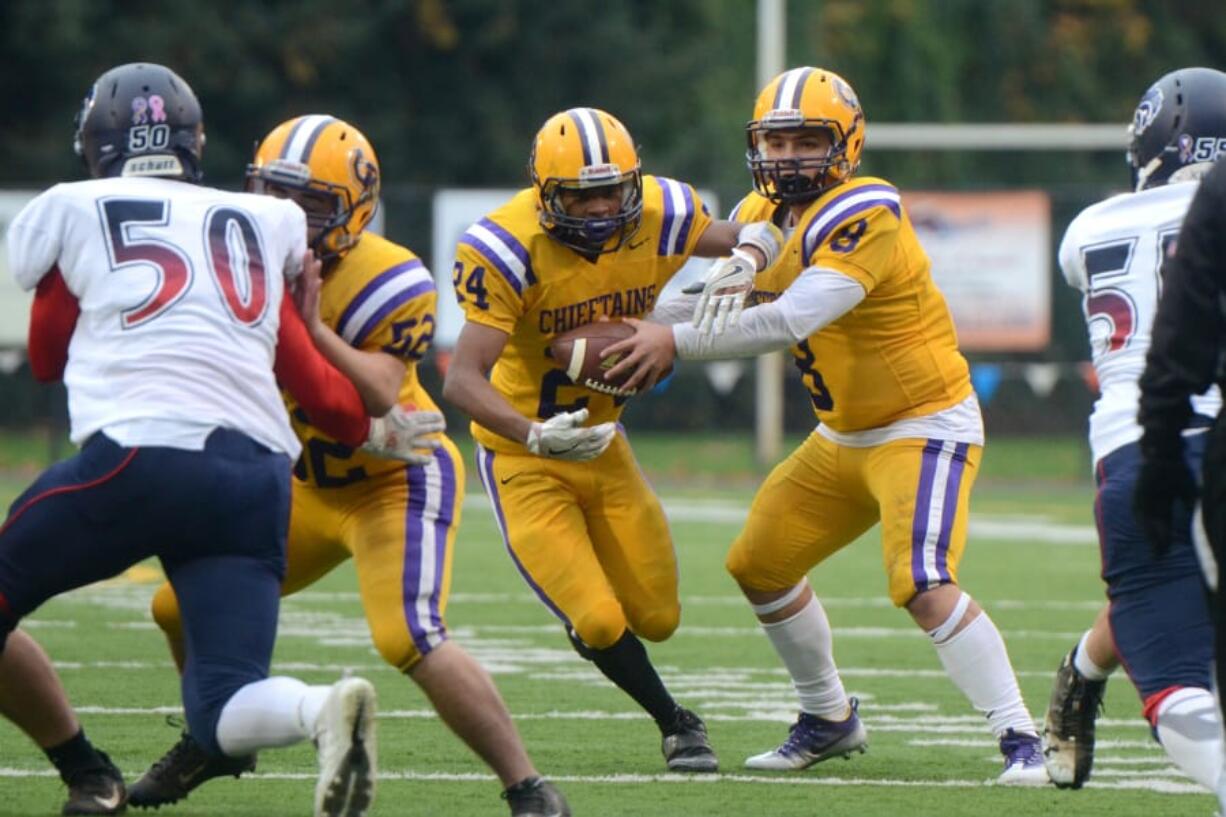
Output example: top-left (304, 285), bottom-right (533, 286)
top-left (459, 495), bottom-right (1099, 544)
top-left (0, 767), bottom-right (1205, 795)
top-left (910, 738), bottom-right (1160, 750)
top-left (61, 705), bottom-right (1153, 735)
top-left (44, 660), bottom-right (1102, 680)
top-left (453, 623), bottom-right (1087, 641)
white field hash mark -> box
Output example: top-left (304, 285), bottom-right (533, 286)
top-left (0, 767), bottom-right (1204, 795)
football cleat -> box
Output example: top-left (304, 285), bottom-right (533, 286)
top-left (661, 708), bottom-right (719, 772)
top-left (62, 750), bottom-right (126, 815)
top-left (1042, 648), bottom-right (1106, 788)
top-left (501, 777), bottom-right (571, 817)
top-left (127, 732), bottom-right (255, 808)
top-left (314, 677), bottom-right (378, 817)
top-left (998, 728), bottom-right (1050, 786)
top-left (744, 698), bottom-right (868, 771)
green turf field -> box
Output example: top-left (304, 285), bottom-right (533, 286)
top-left (0, 432), bottom-right (1213, 816)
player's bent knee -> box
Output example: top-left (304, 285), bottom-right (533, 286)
top-left (632, 605), bottom-right (679, 643)
top-left (150, 582), bottom-right (184, 639)
top-left (571, 602), bottom-right (627, 651)
top-left (371, 625), bottom-right (440, 673)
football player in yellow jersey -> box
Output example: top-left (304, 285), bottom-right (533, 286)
top-left (604, 68), bottom-right (1047, 784)
top-left (442, 107), bottom-right (783, 773)
top-left (131, 116), bottom-right (570, 817)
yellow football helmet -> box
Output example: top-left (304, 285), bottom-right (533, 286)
top-left (529, 107), bottom-right (643, 253)
top-left (246, 115), bottom-right (380, 260)
top-left (746, 67), bottom-right (865, 203)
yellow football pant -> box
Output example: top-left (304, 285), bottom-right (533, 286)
top-left (151, 436), bottom-right (463, 671)
top-left (727, 432), bottom-right (980, 606)
top-left (474, 433), bottom-right (678, 649)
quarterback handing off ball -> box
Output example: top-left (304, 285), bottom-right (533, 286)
top-left (550, 321), bottom-right (639, 396)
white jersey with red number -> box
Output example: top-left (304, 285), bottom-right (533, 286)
top-left (6, 176), bottom-right (307, 456)
top-left (1059, 180), bottom-right (1222, 465)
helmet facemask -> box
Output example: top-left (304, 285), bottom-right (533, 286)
top-left (246, 157), bottom-right (376, 262)
top-left (535, 164), bottom-right (644, 254)
top-left (747, 113), bottom-right (854, 204)
top-left (245, 117), bottom-right (382, 264)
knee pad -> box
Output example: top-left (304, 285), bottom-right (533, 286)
top-left (150, 582), bottom-right (184, 640)
top-left (570, 601), bottom-right (627, 651)
top-left (630, 605), bottom-right (679, 643)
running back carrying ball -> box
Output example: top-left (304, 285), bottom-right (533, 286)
top-left (549, 321), bottom-right (639, 396)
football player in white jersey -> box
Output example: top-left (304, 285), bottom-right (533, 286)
top-left (0, 63), bottom-right (437, 817)
top-left (1042, 67), bottom-right (1226, 792)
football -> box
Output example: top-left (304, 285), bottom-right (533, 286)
top-left (549, 321), bottom-right (640, 397)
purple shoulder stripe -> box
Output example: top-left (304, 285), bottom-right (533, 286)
top-left (336, 258), bottom-right (425, 339)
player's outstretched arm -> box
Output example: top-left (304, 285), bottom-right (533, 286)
top-left (442, 321), bottom-right (533, 445)
top-left (687, 221), bottom-right (782, 334)
top-left (275, 294), bottom-right (371, 448)
top-left (292, 252), bottom-right (406, 416)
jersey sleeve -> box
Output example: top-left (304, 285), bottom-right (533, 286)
top-left (800, 183), bottom-right (903, 292)
top-left (453, 217), bottom-right (534, 334)
top-left (653, 177), bottom-right (713, 258)
top-left (27, 265), bottom-right (79, 382)
top-left (275, 295), bottom-right (370, 447)
top-left (6, 186), bottom-right (66, 291)
top-left (1057, 218), bottom-right (1088, 292)
top-left (334, 258), bottom-right (438, 362)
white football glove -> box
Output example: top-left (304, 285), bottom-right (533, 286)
top-left (691, 248), bottom-right (758, 335)
top-left (525, 408), bottom-right (616, 462)
top-left (361, 405), bottom-right (446, 465)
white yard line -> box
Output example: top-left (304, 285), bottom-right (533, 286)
top-left (0, 767), bottom-right (1203, 795)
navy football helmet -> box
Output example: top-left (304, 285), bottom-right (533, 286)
top-left (1127, 67), bottom-right (1226, 191)
top-left (73, 63), bottom-right (205, 182)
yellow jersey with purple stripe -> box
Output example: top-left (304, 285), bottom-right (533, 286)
top-left (285, 231), bottom-right (443, 486)
top-left (733, 177), bottom-right (971, 432)
top-left (455, 175), bottom-right (712, 453)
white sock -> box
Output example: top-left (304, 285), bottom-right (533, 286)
top-left (1153, 687), bottom-right (1223, 791)
top-left (930, 608), bottom-right (1035, 738)
top-left (758, 594), bottom-right (848, 720)
top-left (1073, 630), bottom-right (1112, 681)
top-left (214, 676), bottom-right (332, 755)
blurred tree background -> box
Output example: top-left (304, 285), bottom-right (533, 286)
top-left (1, 0), bottom-right (1223, 434)
top-left (4, 0), bottom-right (1224, 191)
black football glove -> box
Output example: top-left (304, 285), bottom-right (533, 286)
top-left (1133, 452), bottom-right (1198, 558)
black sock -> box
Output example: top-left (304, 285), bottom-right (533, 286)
top-left (569, 628), bottom-right (679, 730)
top-left (45, 729), bottom-right (105, 783)
top-left (504, 776), bottom-right (542, 795)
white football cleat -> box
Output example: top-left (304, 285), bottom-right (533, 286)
top-left (745, 699), bottom-right (868, 771)
top-left (314, 677), bottom-right (377, 817)
top-left (997, 729), bottom-right (1051, 786)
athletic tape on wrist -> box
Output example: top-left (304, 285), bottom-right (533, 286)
top-left (736, 221), bottom-right (783, 269)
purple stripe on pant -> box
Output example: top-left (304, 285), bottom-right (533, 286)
top-left (934, 443), bottom-right (969, 582)
top-left (477, 446), bottom-right (571, 626)
top-left (401, 447), bottom-right (456, 657)
top-left (910, 439), bottom-right (945, 591)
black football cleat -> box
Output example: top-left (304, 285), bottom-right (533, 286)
top-left (61, 750), bottom-right (126, 815)
top-left (128, 732), bottom-right (256, 808)
top-left (661, 707), bottom-right (719, 772)
top-left (1042, 648), bottom-right (1106, 789)
top-left (501, 777), bottom-right (570, 817)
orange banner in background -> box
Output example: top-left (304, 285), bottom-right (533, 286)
top-left (904, 191), bottom-right (1052, 352)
